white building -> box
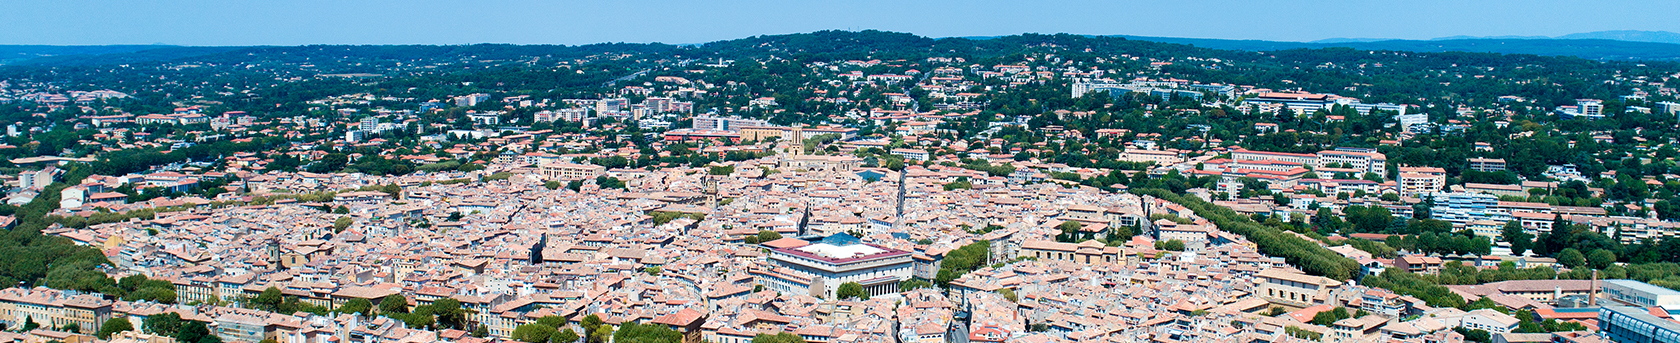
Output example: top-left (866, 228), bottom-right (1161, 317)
top-left (692, 115), bottom-right (770, 132)
top-left (754, 234), bottom-right (913, 300)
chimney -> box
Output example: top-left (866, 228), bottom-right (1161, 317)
top-left (1589, 269), bottom-right (1598, 307)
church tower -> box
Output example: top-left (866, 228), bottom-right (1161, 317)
top-left (267, 239), bottom-right (282, 269)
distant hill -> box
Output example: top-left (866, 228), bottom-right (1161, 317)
top-left (1319, 30), bottom-right (1680, 45)
top-left (0, 45), bottom-right (180, 65)
top-left (1112, 35), bottom-right (1680, 60)
top-left (8, 29), bottom-right (1680, 68)
top-left (1556, 30), bottom-right (1680, 45)
top-left (0, 43), bottom-right (680, 68)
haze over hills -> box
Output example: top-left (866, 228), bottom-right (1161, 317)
top-left (1436, 30), bottom-right (1680, 44)
top-left (1113, 30), bottom-right (1680, 61)
top-left (6, 30), bottom-right (1680, 66)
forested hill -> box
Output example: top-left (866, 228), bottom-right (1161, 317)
top-left (0, 30), bottom-right (1662, 114)
top-left (9, 29), bottom-right (1680, 70)
top-left (2, 43), bottom-right (683, 67)
top-left (1110, 35), bottom-right (1680, 61)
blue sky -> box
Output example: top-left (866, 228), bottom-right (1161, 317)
top-left (2, 0), bottom-right (1677, 46)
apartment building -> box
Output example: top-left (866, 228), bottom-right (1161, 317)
top-left (0, 287), bottom-right (114, 335)
top-left (1256, 269), bottom-right (1343, 309)
top-left (1018, 240), bottom-right (1121, 266)
top-left (1430, 192), bottom-right (1510, 229)
top-left (1397, 167), bottom-right (1446, 197)
top-left (692, 115), bottom-right (770, 132)
top-left (1463, 183), bottom-right (1526, 198)
top-left (1119, 149), bottom-right (1183, 165)
top-left (1231, 148), bottom-right (1387, 176)
top-left (536, 162), bottom-right (606, 181)
top-left (1468, 157), bottom-right (1507, 172)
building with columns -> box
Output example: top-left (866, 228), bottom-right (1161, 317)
top-left (753, 234), bottom-right (913, 300)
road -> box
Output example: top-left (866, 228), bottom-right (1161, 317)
top-left (603, 69), bottom-right (650, 87)
top-left (893, 166), bottom-right (908, 229)
top-left (949, 321), bottom-right (969, 343)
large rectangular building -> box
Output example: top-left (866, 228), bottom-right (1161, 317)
top-left (1430, 192), bottom-right (1510, 229)
top-left (1256, 269), bottom-right (1344, 310)
top-left (1397, 166), bottom-right (1446, 197)
top-left (692, 115), bottom-right (770, 132)
top-left (1599, 306), bottom-right (1680, 343)
top-left (1231, 148), bottom-right (1387, 176)
top-left (537, 162), bottom-right (606, 181)
top-left (755, 235), bottom-right (913, 300)
top-left (0, 287), bottom-right (113, 336)
top-left (1018, 240), bottom-right (1121, 266)
top-left (1600, 279), bottom-right (1680, 308)
top-left (1468, 157), bottom-right (1507, 173)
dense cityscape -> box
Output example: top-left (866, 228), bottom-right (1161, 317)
top-left (0, 30), bottom-right (1677, 343)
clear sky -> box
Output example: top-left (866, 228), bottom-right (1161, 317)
top-left (2, 0), bottom-right (1677, 46)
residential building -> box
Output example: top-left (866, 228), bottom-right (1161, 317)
top-left (0, 287), bottom-right (114, 336)
top-left (1430, 192), bottom-right (1510, 229)
top-left (1256, 269), bottom-right (1343, 309)
top-left (1395, 255), bottom-right (1444, 274)
top-left (1018, 240), bottom-right (1120, 266)
top-left (454, 93), bottom-right (490, 107)
top-left (1468, 158), bottom-right (1507, 173)
top-left (537, 162), bottom-right (605, 181)
top-left (1397, 167), bottom-right (1447, 197)
top-left (692, 116), bottom-right (770, 132)
top-left (1119, 149), bottom-right (1183, 165)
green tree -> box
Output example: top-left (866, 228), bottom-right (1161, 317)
top-left (379, 294), bottom-right (409, 314)
top-left (935, 241), bottom-right (991, 286)
top-left (511, 323), bottom-right (556, 343)
top-left (431, 298), bottom-right (469, 330)
top-left (899, 279), bottom-right (932, 291)
top-left (611, 321), bottom-right (682, 343)
top-left (544, 180), bottom-right (562, 190)
top-left (252, 287), bottom-right (284, 312)
top-left (1310, 307), bottom-right (1352, 326)
top-left (594, 176), bottom-right (626, 190)
top-left (581, 314), bottom-right (608, 343)
top-left (96, 318), bottom-right (132, 339)
top-left (554, 328), bottom-right (580, 343)
top-left (1057, 220), bottom-right (1083, 241)
top-left (1155, 239), bottom-right (1186, 251)
top-left (336, 298), bottom-right (373, 317)
top-left (1501, 221), bottom-right (1533, 256)
top-left (1587, 249), bottom-right (1617, 270)
top-left (836, 282), bottom-right (868, 300)
top-left (333, 216), bottom-right (352, 232)
top-left (754, 230), bottom-right (782, 244)
top-left (1455, 327), bottom-right (1491, 343)
top-left (142, 312), bottom-right (181, 336)
top-left (752, 332), bottom-right (807, 343)
top-left (1557, 248), bottom-right (1586, 268)
top-left (174, 321), bottom-right (221, 343)
top-left (1344, 205), bottom-right (1393, 233)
